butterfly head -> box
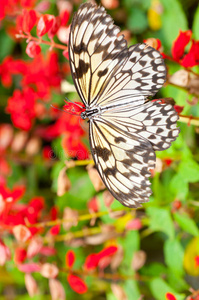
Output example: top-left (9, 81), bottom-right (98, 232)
top-left (81, 107), bottom-right (102, 120)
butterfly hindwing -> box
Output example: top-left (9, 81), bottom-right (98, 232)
top-left (89, 118), bottom-right (156, 207)
top-left (101, 101), bottom-right (180, 151)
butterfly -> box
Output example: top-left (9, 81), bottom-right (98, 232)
top-left (68, 2), bottom-right (180, 208)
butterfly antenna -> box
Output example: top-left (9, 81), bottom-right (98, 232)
top-left (50, 105), bottom-right (81, 117)
top-left (65, 97), bottom-right (84, 109)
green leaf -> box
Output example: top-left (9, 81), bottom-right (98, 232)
top-left (118, 231), bottom-right (140, 275)
top-left (193, 5), bottom-right (199, 40)
top-left (140, 262), bottom-right (167, 277)
top-left (146, 207), bottom-right (175, 239)
top-left (169, 173), bottom-right (189, 199)
top-left (149, 278), bottom-right (185, 300)
top-left (159, 0), bottom-right (188, 51)
top-left (167, 272), bottom-right (189, 292)
top-left (127, 7), bottom-right (148, 33)
top-left (164, 239), bottom-right (184, 276)
top-left (0, 31), bottom-right (15, 61)
top-left (174, 212), bottom-right (199, 236)
top-left (123, 280), bottom-right (141, 300)
top-left (178, 159), bottom-right (199, 183)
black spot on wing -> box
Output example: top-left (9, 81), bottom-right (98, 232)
top-left (75, 59), bottom-right (89, 79)
top-left (92, 146), bottom-right (111, 162)
top-left (114, 136), bottom-right (126, 143)
top-left (98, 68), bottom-right (109, 77)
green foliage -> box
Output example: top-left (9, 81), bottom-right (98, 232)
top-left (1, 0), bottom-right (199, 299)
top-left (146, 207), bottom-right (175, 239)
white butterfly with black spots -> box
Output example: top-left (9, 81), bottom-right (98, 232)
top-left (68, 2), bottom-right (180, 208)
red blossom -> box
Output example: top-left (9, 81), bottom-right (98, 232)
top-left (48, 16), bottom-right (61, 39)
top-left (67, 274), bottom-right (88, 294)
top-left (0, 0), bottom-right (37, 21)
top-left (173, 105), bottom-right (184, 114)
top-left (172, 30), bottom-right (192, 61)
top-left (60, 10), bottom-right (70, 26)
top-left (63, 50), bottom-right (69, 60)
top-left (181, 40), bottom-right (199, 67)
top-left (62, 135), bottom-right (89, 160)
top-left (164, 158), bottom-right (173, 166)
top-left (195, 255), bottom-right (199, 267)
top-left (165, 293), bottom-right (177, 300)
top-left (66, 250), bottom-right (75, 268)
top-left (84, 246), bottom-right (118, 271)
top-left (50, 225), bottom-right (60, 236)
top-left (14, 247), bottom-right (27, 264)
top-left (22, 9), bottom-right (37, 33)
top-left (26, 41), bottom-right (41, 58)
top-left (0, 184), bottom-right (44, 235)
top-left (7, 87), bottom-right (36, 131)
top-left (21, 52), bottom-right (61, 100)
top-left (0, 56), bottom-right (26, 88)
top-left (42, 145), bottom-right (53, 160)
top-left (88, 197), bottom-right (99, 212)
top-left (37, 14), bottom-right (54, 36)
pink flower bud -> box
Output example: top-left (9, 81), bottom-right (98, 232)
top-left (25, 274), bottom-right (39, 297)
top-left (13, 225), bottom-right (32, 242)
top-left (40, 263), bottom-right (59, 278)
top-left (26, 41), bottom-right (41, 58)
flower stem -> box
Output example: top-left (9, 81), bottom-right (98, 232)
top-left (16, 33), bottom-right (68, 51)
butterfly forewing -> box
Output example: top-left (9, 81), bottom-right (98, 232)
top-left (69, 3), bottom-right (180, 207)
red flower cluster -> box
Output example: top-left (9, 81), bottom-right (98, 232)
top-left (0, 184), bottom-right (44, 235)
top-left (37, 103), bottom-right (89, 160)
top-left (66, 250), bottom-right (88, 294)
top-left (0, 52), bottom-right (61, 131)
top-left (171, 30), bottom-right (199, 67)
top-left (15, 4), bottom-right (70, 58)
top-left (84, 245), bottom-right (118, 271)
top-left (0, 0), bottom-right (37, 20)
top-left (65, 246), bottom-right (118, 294)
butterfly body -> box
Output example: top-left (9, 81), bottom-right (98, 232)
top-left (69, 3), bottom-right (180, 207)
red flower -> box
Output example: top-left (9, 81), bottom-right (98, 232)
top-left (0, 184), bottom-right (44, 235)
top-left (165, 293), bottom-right (177, 300)
top-left (22, 9), bottom-right (37, 33)
top-left (37, 14), bottom-right (54, 37)
top-left (7, 87), bottom-right (36, 131)
top-left (62, 134), bottom-right (89, 160)
top-left (173, 105), bottom-right (184, 114)
top-left (172, 30), bottom-right (192, 61)
top-left (48, 16), bottom-right (61, 39)
top-left (67, 274), bottom-right (88, 294)
top-left (60, 10), bottom-right (70, 26)
top-left (66, 250), bottom-right (75, 268)
top-left (195, 255), bottom-right (199, 267)
top-left (14, 247), bottom-right (27, 264)
top-left (84, 246), bottom-right (118, 271)
top-left (21, 52), bottom-right (61, 100)
top-left (26, 41), bottom-right (41, 58)
top-left (181, 40), bottom-right (199, 67)
top-left (0, 0), bottom-right (37, 20)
